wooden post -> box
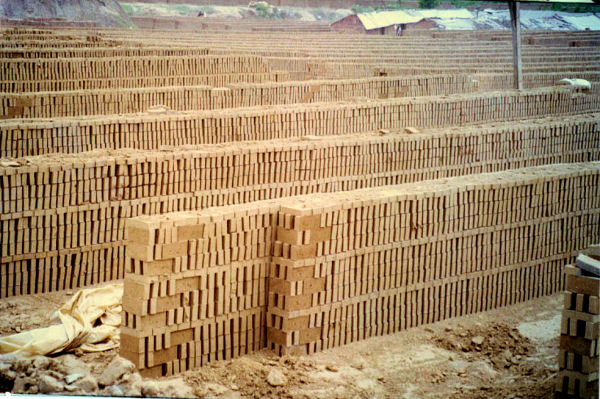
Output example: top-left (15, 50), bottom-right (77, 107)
top-left (508, 1), bottom-right (523, 90)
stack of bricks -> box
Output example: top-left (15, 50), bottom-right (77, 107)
top-left (0, 47), bottom-right (211, 59)
top-left (121, 163), bottom-right (600, 375)
top-left (0, 56), bottom-right (284, 92)
top-left (299, 60), bottom-right (591, 80)
top-left (0, 74), bottom-right (476, 119)
top-left (121, 203), bottom-right (279, 377)
top-left (0, 30), bottom-right (123, 49)
top-left (474, 72), bottom-right (600, 91)
top-left (2, 116), bottom-right (598, 298)
top-left (259, 48), bottom-right (594, 76)
top-left (2, 116), bottom-right (599, 298)
top-left (267, 163), bottom-right (600, 355)
top-left (556, 246), bottom-right (600, 399)
top-left (3, 87), bottom-right (598, 157)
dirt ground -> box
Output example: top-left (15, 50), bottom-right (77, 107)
top-left (0, 285), bottom-right (562, 398)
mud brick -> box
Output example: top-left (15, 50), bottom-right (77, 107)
top-left (127, 243), bottom-right (155, 262)
top-left (308, 227), bottom-right (333, 244)
top-left (293, 215), bottom-right (322, 231)
top-left (171, 328), bottom-right (194, 345)
top-left (560, 335), bottom-right (600, 357)
top-left (267, 327), bottom-right (293, 347)
top-left (566, 272), bottom-right (600, 298)
top-left (289, 244), bottom-right (317, 260)
top-left (564, 292), bottom-right (600, 315)
top-left (555, 370), bottom-right (599, 398)
top-left (139, 259), bottom-right (175, 277)
top-left (280, 315), bottom-right (311, 331)
top-left (147, 346), bottom-right (178, 367)
top-left (155, 241), bottom-right (188, 260)
top-left (561, 310), bottom-right (600, 340)
top-left (269, 278), bottom-right (295, 296)
top-left (140, 365), bottom-right (164, 379)
top-left (276, 227), bottom-right (303, 245)
top-left (122, 293), bottom-right (150, 315)
top-left (127, 226), bottom-right (156, 246)
top-left (284, 294), bottom-right (313, 311)
top-left (123, 278), bottom-right (151, 300)
top-left (302, 278), bottom-right (326, 294)
top-left (274, 262), bottom-right (316, 281)
top-left (558, 350), bottom-right (599, 374)
top-left (175, 276), bottom-right (200, 294)
top-left (120, 333), bottom-right (146, 355)
top-left (298, 327), bottom-right (322, 345)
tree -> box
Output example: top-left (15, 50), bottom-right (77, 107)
top-left (418, 0), bottom-right (439, 9)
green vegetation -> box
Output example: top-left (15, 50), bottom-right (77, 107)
top-left (350, 0), bottom-right (597, 13)
top-left (199, 6), bottom-right (215, 15)
top-left (448, 0), bottom-right (480, 8)
top-left (418, 0), bottom-right (440, 9)
top-left (253, 3), bottom-right (287, 19)
top-left (543, 3), bottom-right (599, 13)
top-left (120, 3), bottom-right (134, 14)
top-left (119, 2), bottom-right (215, 17)
top-left (351, 1), bottom-right (404, 14)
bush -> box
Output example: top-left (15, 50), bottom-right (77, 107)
top-left (254, 3), bottom-right (284, 19)
top-left (449, 0), bottom-right (479, 8)
top-left (418, 0), bottom-right (440, 9)
top-left (351, 5), bottom-right (375, 14)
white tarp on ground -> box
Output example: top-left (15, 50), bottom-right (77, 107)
top-left (354, 8), bottom-right (600, 31)
top-left (461, 9), bottom-right (600, 31)
top-left (558, 13), bottom-right (600, 30)
top-left (0, 284), bottom-right (123, 357)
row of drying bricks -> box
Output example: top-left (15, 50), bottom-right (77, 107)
top-left (2, 120), bottom-right (598, 260)
top-left (0, 75), bottom-right (475, 118)
top-left (119, 163), bottom-right (600, 376)
top-left (2, 87), bottom-right (596, 157)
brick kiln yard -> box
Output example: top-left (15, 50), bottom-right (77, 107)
top-left (0, 25), bottom-right (599, 399)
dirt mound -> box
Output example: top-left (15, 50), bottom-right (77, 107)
top-left (433, 322), bottom-right (532, 369)
top-left (0, 0), bottom-right (132, 27)
top-left (432, 322), bottom-right (555, 399)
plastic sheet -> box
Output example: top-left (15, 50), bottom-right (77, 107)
top-left (0, 284), bottom-right (123, 357)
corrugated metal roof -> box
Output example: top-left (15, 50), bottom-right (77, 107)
top-left (356, 9), bottom-right (473, 31)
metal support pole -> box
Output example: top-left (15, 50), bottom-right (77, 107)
top-left (508, 1), bottom-right (523, 90)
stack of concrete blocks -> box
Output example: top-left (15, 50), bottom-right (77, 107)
top-left (2, 87), bottom-right (598, 157)
top-left (122, 163), bottom-right (600, 376)
top-left (556, 246), bottom-right (600, 399)
top-left (2, 118), bottom-right (598, 298)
